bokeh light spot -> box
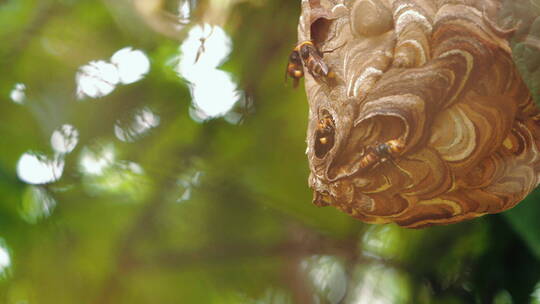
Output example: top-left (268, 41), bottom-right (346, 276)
top-left (110, 47), bottom-right (151, 85)
top-left (189, 70), bottom-right (241, 118)
top-left (531, 281), bottom-right (540, 303)
top-left (79, 144), bottom-right (115, 175)
top-left (302, 255), bottom-right (347, 304)
top-left (10, 83), bottom-right (26, 104)
top-left (21, 186), bottom-right (57, 224)
top-left (362, 224), bottom-right (407, 260)
top-left (178, 0), bottom-right (191, 24)
top-left (177, 24), bottom-right (241, 120)
top-left (51, 124), bottom-right (79, 154)
top-left (76, 60), bottom-right (120, 99)
top-left (114, 107), bottom-right (160, 142)
top-left (349, 264), bottom-right (411, 304)
top-left (0, 241), bottom-right (11, 278)
top-left (17, 152), bottom-right (64, 185)
top-left (178, 24), bottom-right (231, 75)
top-left (176, 170), bottom-right (203, 203)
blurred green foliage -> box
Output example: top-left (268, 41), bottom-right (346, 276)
top-left (1, 0), bottom-right (540, 303)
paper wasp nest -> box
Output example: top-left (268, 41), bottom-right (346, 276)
top-left (300, 0), bottom-right (540, 227)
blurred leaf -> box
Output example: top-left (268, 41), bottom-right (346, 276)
top-left (505, 188), bottom-right (540, 258)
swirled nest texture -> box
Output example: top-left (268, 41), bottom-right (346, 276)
top-left (301, 0), bottom-right (540, 228)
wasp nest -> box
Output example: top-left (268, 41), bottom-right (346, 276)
top-left (300, 0), bottom-right (540, 228)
